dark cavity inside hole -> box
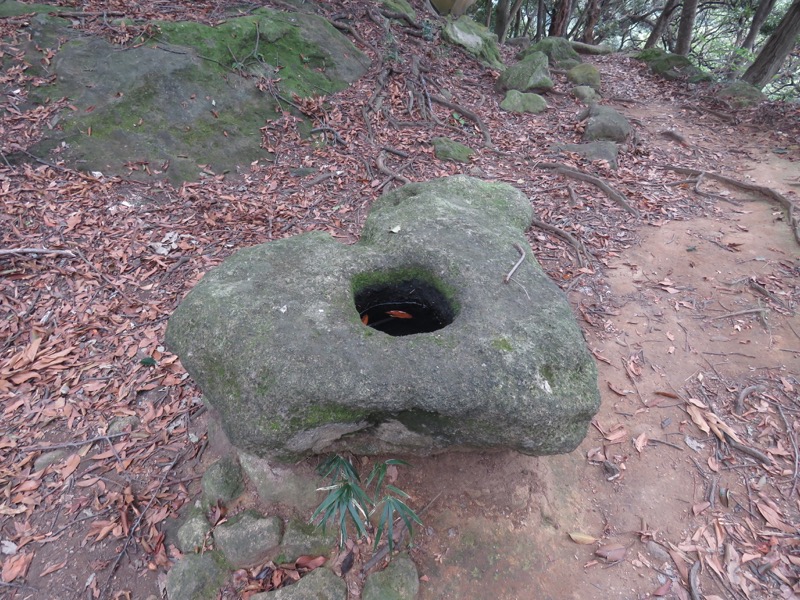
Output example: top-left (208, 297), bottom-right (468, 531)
top-left (354, 277), bottom-right (455, 336)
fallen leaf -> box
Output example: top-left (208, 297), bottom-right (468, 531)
top-left (295, 555), bottom-right (326, 570)
top-left (607, 381), bottom-right (629, 396)
top-left (692, 501), bottom-right (710, 516)
top-left (595, 543), bottom-right (627, 563)
top-left (653, 580), bottom-right (672, 596)
top-left (60, 454), bottom-right (81, 479)
top-left (686, 405), bottom-right (710, 434)
top-left (2, 551), bottom-right (33, 582)
top-left (568, 532), bottom-right (598, 545)
top-left (386, 310), bottom-right (413, 319)
top-left (634, 432), bottom-right (648, 454)
top-left (40, 559), bottom-right (68, 577)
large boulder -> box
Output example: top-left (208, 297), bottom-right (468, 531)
top-left (581, 104), bottom-right (631, 142)
top-left (495, 51), bottom-right (553, 93)
top-left (166, 176), bottom-right (600, 461)
top-left (519, 36), bottom-right (581, 68)
top-left (442, 16), bottom-right (504, 71)
top-left (25, 8), bottom-right (369, 183)
top-left (636, 47), bottom-right (711, 82)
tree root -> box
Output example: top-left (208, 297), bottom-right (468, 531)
top-left (537, 162), bottom-right (640, 218)
top-left (430, 94), bottom-right (493, 147)
top-left (530, 217), bottom-right (590, 268)
top-left (663, 165), bottom-right (800, 245)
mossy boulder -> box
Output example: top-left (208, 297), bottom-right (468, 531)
top-left (572, 85), bottom-right (600, 102)
top-left (519, 36), bottom-right (581, 67)
top-left (379, 0), bottom-right (416, 18)
top-left (166, 552), bottom-right (229, 600)
top-left (581, 104), bottom-right (631, 142)
top-left (500, 90), bottom-right (548, 114)
top-left (442, 16), bottom-right (504, 71)
top-left (166, 176), bottom-right (600, 461)
top-left (251, 568), bottom-right (346, 600)
top-left (636, 47), bottom-right (710, 82)
top-left (431, 136), bottom-right (475, 162)
top-left (567, 63), bottom-right (601, 91)
top-left (201, 454), bottom-right (245, 508)
top-left (495, 51), bottom-right (553, 93)
top-left (25, 8), bottom-right (369, 184)
top-left (213, 510), bottom-right (283, 567)
top-left (362, 556), bottom-right (419, 600)
top-left (716, 81), bottom-right (766, 107)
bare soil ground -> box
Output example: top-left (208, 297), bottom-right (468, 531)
top-left (1, 1), bottom-right (799, 599)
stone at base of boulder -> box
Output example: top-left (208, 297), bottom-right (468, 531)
top-left (201, 453), bottom-right (245, 508)
top-left (176, 503), bottom-right (211, 553)
top-left (239, 452), bottom-right (320, 511)
top-left (213, 510), bottom-right (283, 567)
top-left (165, 551), bottom-right (229, 600)
top-left (551, 141), bottom-right (618, 168)
top-left (572, 85), bottom-right (599, 103)
top-left (431, 137), bottom-right (474, 162)
top-left (500, 90), bottom-right (548, 113)
top-left (362, 556), bottom-right (419, 600)
top-left (278, 518), bottom-right (338, 563)
top-left (251, 567), bottom-right (347, 599)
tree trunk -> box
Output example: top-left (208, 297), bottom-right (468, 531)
top-left (644, 0), bottom-right (680, 49)
top-left (741, 0), bottom-right (779, 51)
top-left (742, 0), bottom-right (800, 88)
top-left (495, 0), bottom-right (525, 43)
top-left (675, 0), bottom-right (699, 55)
top-left (549, 0), bottom-right (574, 36)
top-left (535, 0), bottom-right (546, 40)
top-left (581, 0), bottom-right (606, 43)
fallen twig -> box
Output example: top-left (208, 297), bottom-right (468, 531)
top-left (709, 307), bottom-right (767, 320)
top-left (725, 433), bottom-right (772, 465)
top-left (376, 150), bottom-right (411, 186)
top-left (688, 560), bottom-right (702, 600)
top-left (22, 431), bottom-right (132, 453)
top-left (776, 404), bottom-right (799, 498)
top-left (537, 162), bottom-right (640, 218)
top-left (504, 243), bottom-right (526, 283)
top-left (0, 247), bottom-right (75, 257)
top-left (648, 438), bottom-right (683, 450)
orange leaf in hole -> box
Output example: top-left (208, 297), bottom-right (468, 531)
top-left (386, 310), bottom-right (413, 319)
top-left (361, 315), bottom-right (369, 325)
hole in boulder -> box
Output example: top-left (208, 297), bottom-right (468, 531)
top-left (354, 275), bottom-right (456, 337)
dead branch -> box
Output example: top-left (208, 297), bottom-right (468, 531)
top-left (725, 433), bottom-right (772, 465)
top-left (0, 247), bottom-right (75, 257)
top-left (22, 431), bottom-right (132, 453)
top-left (504, 243), bottom-right (526, 283)
top-left (734, 384), bottom-right (764, 415)
top-left (429, 94), bottom-right (493, 147)
top-left (537, 162), bottom-right (640, 218)
top-left (530, 217), bottom-right (589, 268)
top-left (663, 165), bottom-right (800, 245)
top-left (709, 307), bottom-right (767, 321)
top-left (688, 560), bottom-right (702, 600)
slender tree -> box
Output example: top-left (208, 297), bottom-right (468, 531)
top-left (742, 0), bottom-right (800, 88)
top-left (495, 0), bottom-right (526, 42)
top-left (549, 0), bottom-right (575, 36)
top-left (644, 0), bottom-right (681, 49)
top-left (741, 0), bottom-right (779, 51)
top-left (675, 0), bottom-right (700, 55)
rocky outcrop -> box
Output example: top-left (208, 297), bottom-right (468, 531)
top-left (167, 176), bottom-right (600, 461)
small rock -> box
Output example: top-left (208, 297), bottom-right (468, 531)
top-left (108, 415), bottom-right (140, 435)
top-left (431, 137), bottom-right (474, 163)
top-left (567, 63), bottom-right (601, 91)
top-left (201, 454), bottom-right (244, 508)
top-left (238, 453), bottom-right (320, 510)
top-left (214, 510), bottom-right (283, 567)
top-left (279, 518), bottom-right (337, 563)
top-left (176, 505), bottom-right (210, 553)
top-left (165, 551), bottom-right (228, 600)
top-left (500, 90), bottom-right (548, 114)
top-left (251, 567), bottom-right (346, 599)
top-left (362, 555), bottom-right (419, 600)
top-left (34, 449), bottom-right (66, 472)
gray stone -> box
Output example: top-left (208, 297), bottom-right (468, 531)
top-left (495, 51), bottom-right (553, 93)
top-left (166, 176), bottom-right (600, 461)
top-left (176, 505), bottom-right (210, 553)
top-left (442, 16), bottom-right (504, 71)
top-left (26, 9), bottom-right (369, 184)
top-left (165, 551), bottom-right (229, 600)
top-left (34, 450), bottom-right (66, 473)
top-left (214, 510), bottom-right (283, 567)
top-left (279, 519), bottom-right (338, 562)
top-left (251, 567), bottom-right (346, 600)
top-left (519, 36), bottom-right (580, 67)
top-left (362, 556), bottom-right (419, 600)
top-left (567, 63), bottom-right (601, 91)
top-left (552, 141), bottom-right (619, 168)
top-left (379, 0), bottom-right (416, 18)
top-left (581, 104), bottom-right (631, 142)
top-left (431, 137), bottom-right (474, 162)
top-left (107, 415), bottom-right (140, 436)
top-left (572, 85), bottom-right (599, 102)
top-left (239, 452), bottom-right (320, 510)
top-left (570, 41), bottom-right (613, 55)
top-left (636, 48), bottom-right (711, 82)
top-left (202, 454), bottom-right (245, 508)
top-left (500, 90), bottom-right (548, 114)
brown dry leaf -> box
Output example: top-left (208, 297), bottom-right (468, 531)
top-left (686, 397), bottom-right (707, 408)
top-left (39, 559), bottom-right (68, 577)
top-left (781, 377), bottom-right (795, 393)
top-left (692, 501), bottom-right (711, 516)
top-left (707, 456), bottom-right (719, 472)
top-left (686, 405), bottom-right (710, 434)
top-left (2, 551), bottom-right (34, 582)
top-left (756, 502), bottom-right (794, 533)
top-left (60, 453), bottom-right (81, 478)
top-left (568, 532), bottom-right (598, 545)
top-left (295, 555), bottom-right (326, 570)
top-left (605, 426), bottom-right (628, 443)
top-left (653, 580), bottom-right (672, 596)
top-left (607, 381), bottom-right (629, 396)
top-left (596, 543), bottom-right (627, 563)
top-left (634, 432), bottom-right (648, 454)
